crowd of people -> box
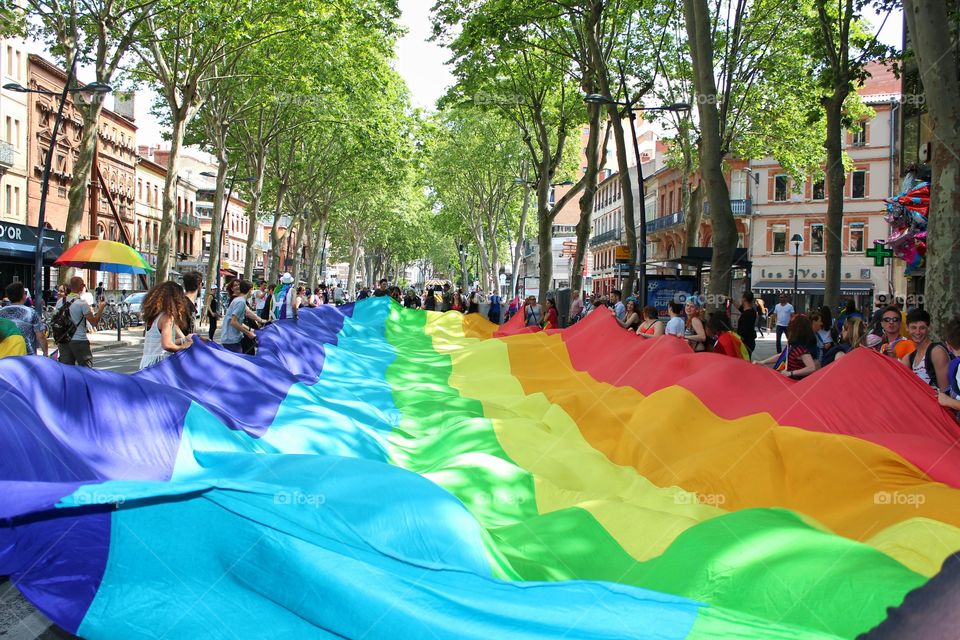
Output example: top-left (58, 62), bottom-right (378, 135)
top-left (565, 287), bottom-right (960, 414)
top-left (2, 271), bottom-right (958, 417)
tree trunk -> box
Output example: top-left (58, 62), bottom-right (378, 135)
top-left (268, 184), bottom-right (288, 282)
top-left (822, 94), bottom-right (847, 309)
top-left (292, 215), bottom-right (307, 285)
top-left (347, 238), bottom-right (360, 296)
top-left (903, 0), bottom-right (960, 333)
top-left (684, 0), bottom-right (736, 306)
top-left (510, 186), bottom-right (531, 298)
top-left (156, 115), bottom-right (187, 282)
top-left (201, 156), bottom-right (228, 319)
top-left (571, 114), bottom-right (603, 301)
top-left (61, 102), bottom-right (104, 284)
top-left (243, 163), bottom-right (266, 281)
top-left (305, 217), bottom-right (325, 289)
top-left (537, 206), bottom-right (552, 303)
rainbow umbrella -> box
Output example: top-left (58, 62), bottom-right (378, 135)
top-left (54, 239), bottom-right (154, 274)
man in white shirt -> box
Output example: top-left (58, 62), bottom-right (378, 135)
top-left (333, 283), bottom-right (345, 305)
top-left (773, 294), bottom-right (795, 352)
top-left (253, 282), bottom-right (269, 319)
top-left (611, 289), bottom-right (626, 322)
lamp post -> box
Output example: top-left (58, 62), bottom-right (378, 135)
top-left (200, 170), bottom-right (254, 288)
top-left (583, 95), bottom-right (690, 301)
top-left (5, 64), bottom-right (111, 310)
top-left (791, 233), bottom-right (803, 308)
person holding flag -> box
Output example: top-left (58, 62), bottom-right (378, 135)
top-left (271, 273), bottom-right (301, 321)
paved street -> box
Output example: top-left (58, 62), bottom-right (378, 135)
top-left (0, 580), bottom-right (73, 640)
top-left (92, 344), bottom-right (144, 375)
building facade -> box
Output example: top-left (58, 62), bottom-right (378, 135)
top-left (134, 155), bottom-right (200, 287)
top-left (1, 32), bottom-right (28, 226)
top-left (748, 65), bottom-right (900, 312)
top-left (20, 54), bottom-right (138, 293)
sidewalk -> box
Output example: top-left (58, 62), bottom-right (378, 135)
top-left (87, 326), bottom-right (146, 352)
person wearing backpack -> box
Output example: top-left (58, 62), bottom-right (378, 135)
top-left (901, 308), bottom-right (951, 393)
top-left (52, 276), bottom-right (106, 367)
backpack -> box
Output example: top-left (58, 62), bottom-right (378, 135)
top-left (908, 342), bottom-right (949, 389)
top-left (50, 299), bottom-right (79, 344)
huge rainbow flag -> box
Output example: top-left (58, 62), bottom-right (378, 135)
top-left (2, 297), bottom-right (959, 639)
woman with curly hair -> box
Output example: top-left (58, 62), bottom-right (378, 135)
top-left (139, 281), bottom-right (193, 370)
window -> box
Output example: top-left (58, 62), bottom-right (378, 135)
top-left (4, 116), bottom-right (10, 143)
top-left (5, 46), bottom-right (11, 77)
top-left (15, 51), bottom-right (21, 80)
top-left (849, 222), bottom-right (865, 253)
top-left (774, 175), bottom-right (788, 202)
top-left (810, 223), bottom-right (824, 253)
top-left (812, 178), bottom-right (825, 201)
top-left (851, 170), bottom-right (866, 199)
top-left (13, 187), bottom-right (19, 216)
top-left (4, 185), bottom-right (10, 216)
top-left (772, 224), bottom-right (787, 254)
top-left (14, 119), bottom-right (19, 149)
top-left (852, 125), bottom-right (866, 147)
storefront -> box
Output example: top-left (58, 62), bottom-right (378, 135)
top-left (0, 222), bottom-right (65, 301)
top-left (753, 280), bottom-right (874, 315)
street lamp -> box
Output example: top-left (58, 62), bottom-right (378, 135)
top-left (199, 170), bottom-right (254, 288)
top-left (583, 94), bottom-right (690, 301)
top-left (791, 233), bottom-right (803, 308)
top-left (6, 64), bottom-right (112, 311)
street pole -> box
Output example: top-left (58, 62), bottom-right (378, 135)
top-left (627, 109), bottom-right (647, 303)
top-left (216, 173), bottom-right (238, 289)
top-left (33, 54), bottom-right (78, 311)
top-left (792, 237), bottom-right (801, 308)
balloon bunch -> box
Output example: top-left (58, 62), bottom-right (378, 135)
top-left (881, 181), bottom-right (929, 273)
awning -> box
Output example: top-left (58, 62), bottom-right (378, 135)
top-left (219, 268), bottom-right (238, 277)
top-left (753, 280), bottom-right (874, 295)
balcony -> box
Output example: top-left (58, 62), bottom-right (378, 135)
top-left (178, 213), bottom-right (200, 228)
top-left (648, 211), bottom-right (684, 233)
top-left (589, 228), bottom-right (623, 247)
top-left (647, 199), bottom-right (752, 235)
top-left (703, 198), bottom-right (752, 217)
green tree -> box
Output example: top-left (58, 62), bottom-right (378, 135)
top-left (811, 0), bottom-right (892, 307)
top-left (23, 0), bottom-right (158, 278)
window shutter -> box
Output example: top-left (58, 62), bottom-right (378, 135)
top-left (864, 123), bottom-right (870, 145)
top-left (767, 175), bottom-right (775, 201)
top-left (804, 177), bottom-right (812, 201)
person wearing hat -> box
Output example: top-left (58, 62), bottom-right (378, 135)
top-left (271, 272), bottom-right (300, 321)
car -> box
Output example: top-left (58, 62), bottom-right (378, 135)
top-left (122, 292), bottom-right (146, 325)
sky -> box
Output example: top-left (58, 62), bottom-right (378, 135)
top-left (25, 3), bottom-right (903, 146)
top-left (395, 0), bottom-right (456, 110)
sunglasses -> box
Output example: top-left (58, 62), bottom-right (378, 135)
top-left (881, 317), bottom-right (900, 323)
